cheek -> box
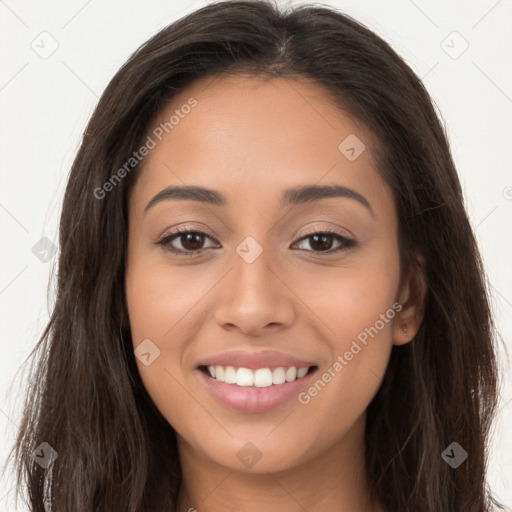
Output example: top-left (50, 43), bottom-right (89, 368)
top-left (292, 239), bottom-right (400, 346)
top-left (125, 253), bottom-right (210, 343)
top-left (125, 281), bottom-right (196, 438)
top-left (291, 244), bottom-right (400, 414)
top-left (125, 244), bottom-right (200, 429)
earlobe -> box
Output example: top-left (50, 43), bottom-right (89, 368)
top-left (392, 254), bottom-right (427, 346)
top-left (393, 321), bottom-right (414, 346)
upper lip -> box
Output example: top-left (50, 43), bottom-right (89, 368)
top-left (197, 349), bottom-right (316, 370)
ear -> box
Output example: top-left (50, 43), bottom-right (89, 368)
top-left (392, 253), bottom-right (427, 346)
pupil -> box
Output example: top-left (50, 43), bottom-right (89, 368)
top-left (310, 234), bottom-right (332, 251)
top-left (183, 233), bottom-right (203, 250)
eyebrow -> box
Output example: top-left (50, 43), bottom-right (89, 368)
top-left (144, 183), bottom-right (374, 216)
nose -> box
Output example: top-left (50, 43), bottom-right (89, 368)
top-left (213, 246), bottom-right (295, 336)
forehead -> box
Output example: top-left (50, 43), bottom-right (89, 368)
top-left (131, 73), bottom-right (393, 218)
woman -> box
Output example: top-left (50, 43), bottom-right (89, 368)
top-left (7, 1), bottom-right (505, 510)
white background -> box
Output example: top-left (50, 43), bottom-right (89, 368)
top-left (1, 0), bottom-right (511, 509)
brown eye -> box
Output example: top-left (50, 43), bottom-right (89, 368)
top-left (307, 233), bottom-right (335, 251)
top-left (178, 232), bottom-right (206, 251)
top-left (292, 229), bottom-right (356, 254)
top-left (156, 229), bottom-right (219, 257)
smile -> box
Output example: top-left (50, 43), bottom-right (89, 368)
top-left (196, 363), bottom-right (318, 414)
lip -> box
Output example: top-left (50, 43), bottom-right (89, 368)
top-left (196, 349), bottom-right (316, 370)
top-left (196, 365), bottom-right (318, 413)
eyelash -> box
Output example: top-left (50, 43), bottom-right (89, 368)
top-left (155, 225), bottom-right (356, 257)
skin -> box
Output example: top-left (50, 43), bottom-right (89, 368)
top-left (125, 74), bottom-right (424, 512)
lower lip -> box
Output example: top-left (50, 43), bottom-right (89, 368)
top-left (196, 368), bottom-right (317, 414)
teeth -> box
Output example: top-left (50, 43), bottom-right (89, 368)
top-left (285, 367), bottom-right (297, 382)
top-left (254, 368), bottom-right (273, 387)
top-left (215, 365), bottom-right (225, 381)
top-left (236, 367), bottom-right (254, 386)
top-left (272, 367), bottom-right (286, 385)
top-left (206, 365), bottom-right (311, 387)
top-left (224, 366), bottom-right (237, 384)
top-left (297, 367), bottom-right (308, 378)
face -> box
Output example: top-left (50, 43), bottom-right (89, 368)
top-left (125, 74), bottom-right (419, 474)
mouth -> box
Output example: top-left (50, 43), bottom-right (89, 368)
top-left (196, 364), bottom-right (319, 413)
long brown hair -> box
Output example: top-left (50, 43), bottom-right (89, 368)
top-left (5, 1), bottom-right (504, 510)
